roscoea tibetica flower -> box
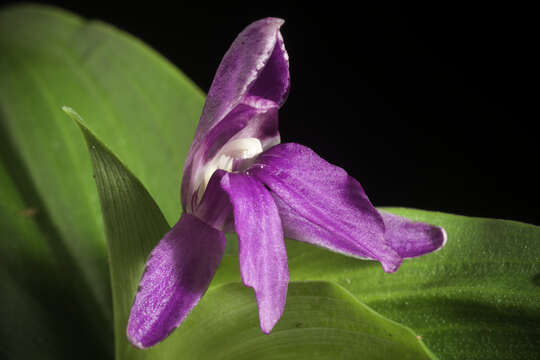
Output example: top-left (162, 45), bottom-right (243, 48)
top-left (127, 17), bottom-right (447, 349)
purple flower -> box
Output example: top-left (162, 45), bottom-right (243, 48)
top-left (127, 18), bottom-right (447, 349)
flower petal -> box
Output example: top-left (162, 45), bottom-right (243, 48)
top-left (127, 213), bottom-right (226, 348)
top-left (220, 172), bottom-right (289, 333)
top-left (380, 210), bottom-right (447, 258)
top-left (182, 18), bottom-right (289, 212)
top-left (248, 143), bottom-right (402, 273)
top-left (197, 17), bottom-right (289, 143)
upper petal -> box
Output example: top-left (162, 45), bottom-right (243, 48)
top-left (248, 143), bottom-right (402, 273)
top-left (127, 213), bottom-right (226, 348)
top-left (380, 210), bottom-right (447, 258)
top-left (220, 172), bottom-right (289, 333)
top-left (182, 18), bottom-right (289, 212)
top-left (197, 17), bottom-right (289, 143)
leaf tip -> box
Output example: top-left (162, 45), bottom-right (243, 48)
top-left (61, 105), bottom-right (93, 138)
top-left (61, 105), bottom-right (83, 123)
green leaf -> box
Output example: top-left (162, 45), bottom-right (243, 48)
top-left (0, 3), bottom-right (203, 356)
top-left (0, 160), bottom-right (112, 359)
top-left (170, 281), bottom-right (436, 360)
top-left (70, 109), bottom-right (435, 360)
top-left (214, 209), bottom-right (540, 359)
top-left (64, 109), bottom-right (167, 359)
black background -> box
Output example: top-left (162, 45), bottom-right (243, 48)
top-left (2, 1), bottom-right (537, 224)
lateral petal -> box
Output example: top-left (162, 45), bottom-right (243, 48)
top-left (380, 210), bottom-right (447, 258)
top-left (248, 143), bottom-right (402, 273)
top-left (127, 213), bottom-right (226, 348)
top-left (220, 173), bottom-right (289, 333)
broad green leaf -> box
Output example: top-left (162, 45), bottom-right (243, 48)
top-left (168, 281), bottom-right (435, 360)
top-left (213, 210), bottom-right (540, 359)
top-left (71, 109), bottom-right (435, 360)
top-left (0, 160), bottom-right (112, 359)
top-left (0, 2), bottom-right (203, 350)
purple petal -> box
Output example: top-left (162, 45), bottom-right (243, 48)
top-left (220, 172), bottom-right (289, 333)
top-left (380, 210), bottom-right (447, 258)
top-left (248, 143), bottom-right (402, 273)
top-left (182, 18), bottom-right (289, 212)
top-left (127, 213), bottom-right (226, 348)
top-left (197, 17), bottom-right (289, 143)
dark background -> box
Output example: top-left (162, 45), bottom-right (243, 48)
top-left (3, 1), bottom-right (537, 224)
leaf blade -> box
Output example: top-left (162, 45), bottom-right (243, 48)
top-left (65, 109), bottom-right (169, 359)
top-left (0, 4), bottom-right (205, 353)
top-left (171, 281), bottom-right (437, 360)
top-left (0, 159), bottom-right (113, 359)
top-left (259, 209), bottom-right (539, 360)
